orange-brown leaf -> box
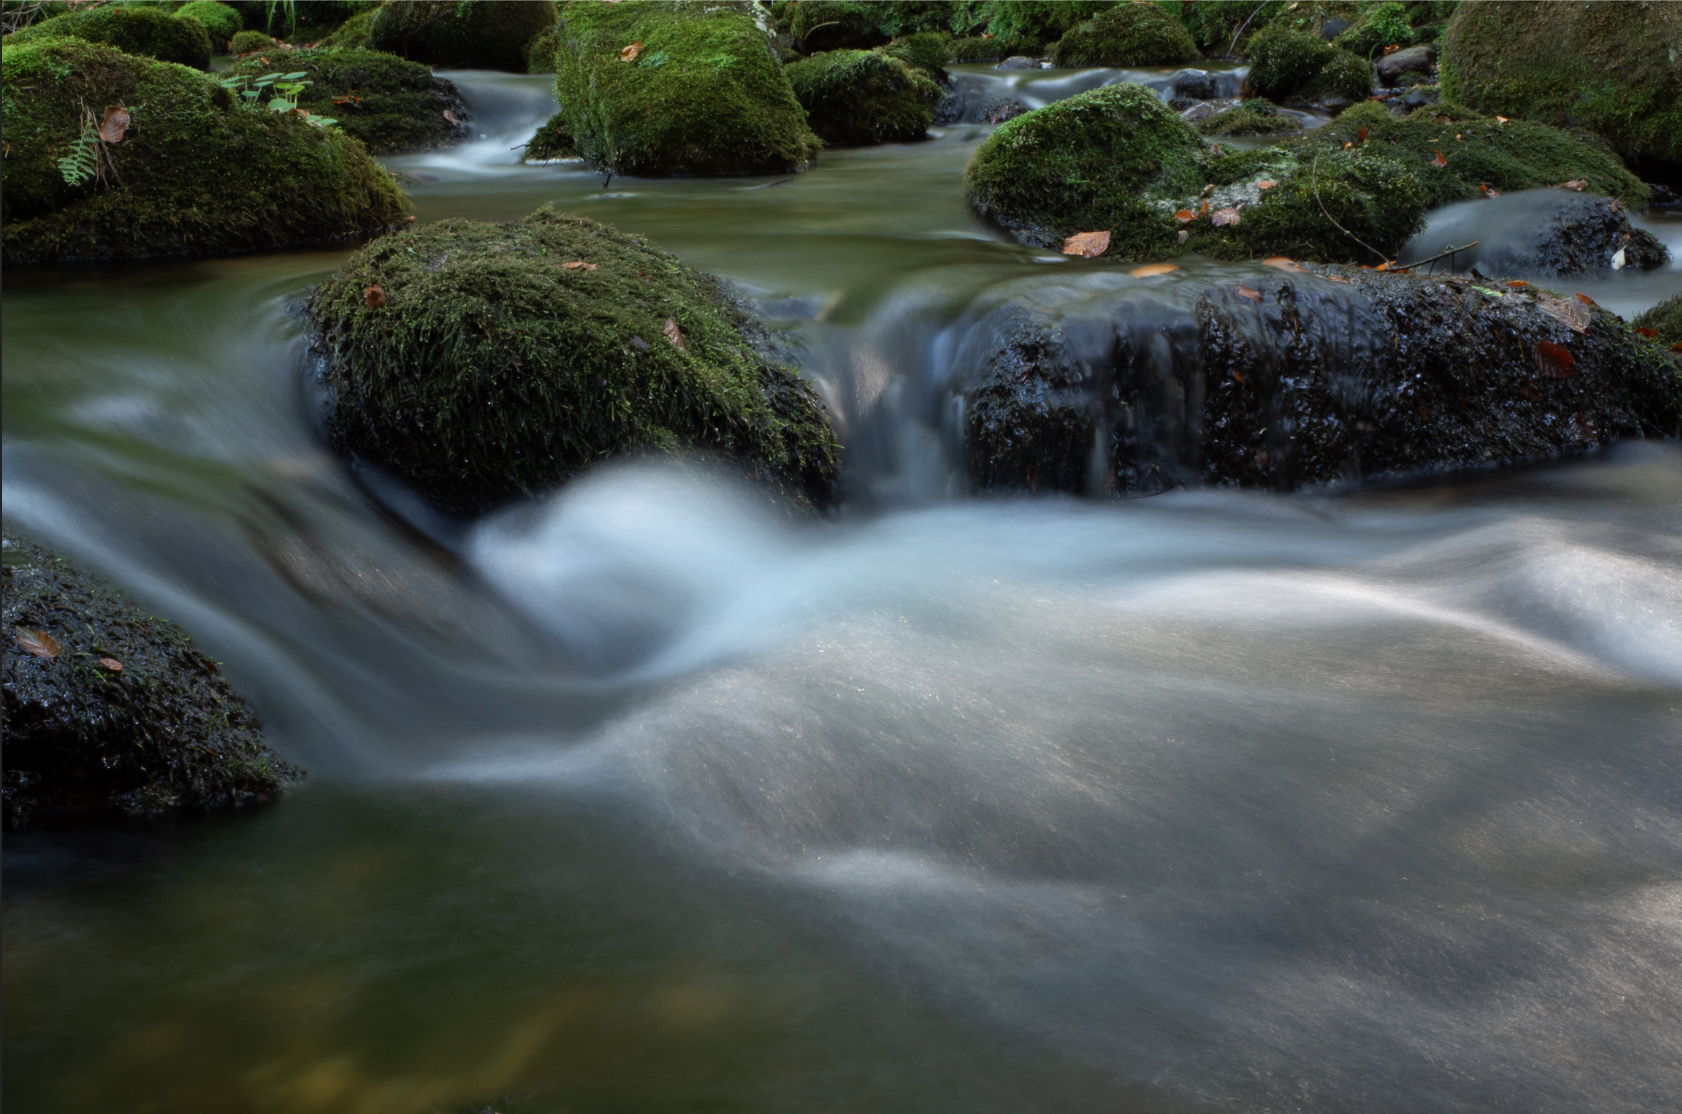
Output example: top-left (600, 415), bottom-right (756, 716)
top-left (1479, 183), bottom-right (1500, 198)
top-left (620, 41), bottom-right (643, 62)
top-left (1636, 327), bottom-right (1658, 338)
top-left (561, 261), bottom-right (598, 270)
top-left (1431, 149), bottom-right (1447, 168)
top-left (1130, 263), bottom-right (1180, 278)
top-left (1495, 115), bottom-right (1509, 124)
top-left (1256, 179), bottom-right (1276, 189)
top-left (1533, 340), bottom-right (1574, 379)
top-left (1262, 256), bottom-right (1305, 273)
top-left (1174, 209), bottom-right (1196, 222)
top-left (1234, 283), bottom-right (1262, 302)
top-left (663, 316), bottom-right (686, 351)
top-left (363, 285), bottom-right (385, 308)
top-left (1506, 279), bottom-right (1531, 289)
top-left (1557, 179), bottom-right (1587, 191)
top-left (1382, 43), bottom-right (1400, 56)
top-left (98, 105), bottom-right (130, 144)
top-left (1210, 207), bottom-right (1241, 228)
top-left (1673, 341), bottom-right (1682, 353)
top-left (13, 627), bottom-right (60, 659)
top-left (1357, 126), bottom-right (1368, 143)
top-left (1062, 230), bottom-right (1111, 258)
top-left (1575, 292), bottom-right (1597, 307)
top-left (99, 657), bottom-right (123, 672)
top-left (1342, 141), bottom-right (1353, 150)
top-left (442, 108), bottom-right (459, 124)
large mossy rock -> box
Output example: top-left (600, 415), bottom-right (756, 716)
top-left (785, 49), bottom-right (941, 146)
top-left (1197, 99), bottom-right (1300, 136)
top-left (1633, 294), bottom-right (1682, 349)
top-left (2, 530), bottom-right (302, 829)
top-left (963, 82), bottom-right (1203, 251)
top-left (785, 0), bottom-right (960, 51)
top-left (553, 1), bottom-right (818, 177)
top-left (320, 8), bottom-right (379, 50)
top-left (1048, 3), bottom-right (1199, 68)
top-left (176, 0), bottom-right (244, 52)
top-left (961, 267), bottom-right (1682, 497)
top-left (1440, 0), bottom-right (1682, 180)
top-left (1245, 24), bottom-right (1371, 106)
top-left (1, 39), bottom-right (411, 265)
top-left (367, 0), bottom-right (556, 71)
top-left (7, 3), bottom-right (213, 68)
top-left (306, 206), bottom-right (841, 516)
top-left (224, 47), bottom-right (469, 155)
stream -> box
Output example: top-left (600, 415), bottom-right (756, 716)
top-left (4, 69), bottom-right (1681, 1114)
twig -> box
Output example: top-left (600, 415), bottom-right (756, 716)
top-left (1225, 1), bottom-right (1272, 61)
top-left (1311, 153), bottom-right (1391, 263)
top-left (1391, 241), bottom-right (1480, 272)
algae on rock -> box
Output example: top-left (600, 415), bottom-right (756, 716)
top-left (786, 49), bottom-right (941, 146)
top-left (553, 1), bottom-right (818, 177)
top-left (1, 38), bottom-right (412, 265)
top-left (2, 529), bottom-right (302, 829)
top-left (7, 2), bottom-right (213, 68)
top-left (1048, 3), bottom-right (1199, 68)
top-left (223, 47), bottom-right (470, 155)
top-left (307, 206), bottom-right (840, 516)
top-left (367, 0), bottom-right (555, 71)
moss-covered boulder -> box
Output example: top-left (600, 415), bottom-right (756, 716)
top-left (521, 110), bottom-right (576, 161)
top-left (176, 0), bottom-right (243, 51)
top-left (1633, 294), bottom-right (1682, 350)
top-left (785, 0), bottom-right (961, 51)
top-left (367, 0), bottom-right (555, 71)
top-left (320, 8), bottom-right (378, 50)
top-left (1, 38), bottom-right (411, 266)
top-left (2, 529), bottom-right (302, 829)
top-left (1440, 0), bottom-right (1682, 180)
top-left (1331, 0), bottom-right (1416, 59)
top-left (553, 1), bottom-right (818, 177)
top-left (881, 29), bottom-right (952, 78)
top-left (306, 206), bottom-right (840, 515)
top-left (964, 82), bottom-right (1203, 251)
top-left (224, 47), bottom-right (469, 155)
top-left (963, 266), bottom-right (1682, 497)
top-left (1246, 24), bottom-right (1371, 106)
top-left (1048, 2), bottom-right (1199, 68)
top-left (1197, 99), bottom-right (1300, 136)
top-left (786, 49), bottom-right (941, 146)
top-left (229, 28), bottom-right (273, 53)
top-left (7, 3), bottom-right (212, 68)
top-left (524, 20), bottom-right (559, 73)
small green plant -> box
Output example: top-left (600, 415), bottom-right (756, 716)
top-left (218, 70), bottom-right (337, 128)
top-left (57, 113), bottom-right (100, 186)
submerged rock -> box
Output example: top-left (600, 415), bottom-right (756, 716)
top-left (1048, 3), bottom-right (1199, 68)
top-left (2, 529), bottom-right (302, 829)
top-left (552, 1), bottom-right (817, 176)
top-left (307, 206), bottom-right (840, 516)
top-left (979, 97), bottom-right (1029, 124)
top-left (1245, 25), bottom-right (1371, 107)
top-left (367, 0), bottom-right (555, 72)
top-left (1170, 69), bottom-right (1219, 101)
top-left (1, 38), bottom-right (411, 266)
top-left (1401, 188), bottom-right (1668, 277)
top-left (223, 47), bottom-right (470, 156)
top-left (785, 48), bottom-right (941, 146)
top-left (1440, 0), bottom-right (1682, 181)
top-left (961, 266), bottom-right (1682, 496)
top-left (7, 3), bottom-right (213, 69)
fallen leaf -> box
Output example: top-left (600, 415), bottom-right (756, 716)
top-left (663, 316), bottom-right (686, 350)
top-left (1343, 141), bottom-right (1353, 150)
top-left (1431, 149), bottom-right (1447, 167)
top-left (1456, 132), bottom-right (1463, 141)
top-left (1130, 263), bottom-right (1180, 277)
top-left (99, 657), bottom-right (123, 672)
top-left (1636, 327), bottom-right (1658, 338)
top-left (1557, 179), bottom-right (1587, 191)
top-left (1328, 275), bottom-right (1352, 283)
top-left (1263, 257), bottom-right (1304, 273)
top-left (13, 627), bottom-right (60, 659)
top-left (1256, 179), bottom-right (1276, 190)
top-left (363, 285), bottom-right (385, 308)
top-left (1382, 43), bottom-right (1400, 56)
top-left (443, 108), bottom-right (459, 124)
top-left (1575, 292), bottom-right (1596, 307)
top-left (98, 105), bottom-right (130, 144)
top-left (561, 260), bottom-right (598, 270)
top-left (1673, 341), bottom-right (1682, 353)
top-left (1495, 115), bottom-right (1509, 124)
top-left (1174, 209), bottom-right (1196, 222)
top-left (1198, 199), bottom-right (1210, 216)
top-left (1537, 292), bottom-right (1591, 333)
top-left (1533, 340), bottom-right (1574, 379)
top-left (1479, 183), bottom-right (1500, 198)
top-left (1375, 260), bottom-right (1393, 271)
top-left (620, 41), bottom-right (643, 62)
top-left (1506, 279), bottom-right (1531, 289)
top-left (1062, 230), bottom-right (1111, 258)
top-left (1234, 283), bottom-right (1262, 302)
top-left (1357, 126), bottom-right (1368, 143)
top-left (1210, 207), bottom-right (1241, 227)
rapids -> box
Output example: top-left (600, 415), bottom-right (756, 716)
top-left (4, 69), bottom-right (1680, 1114)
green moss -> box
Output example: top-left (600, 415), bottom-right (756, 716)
top-left (785, 1), bottom-right (963, 48)
top-left (1170, 0), bottom-right (1287, 55)
top-left (1048, 3), bottom-right (1198, 67)
top-left (8, 3), bottom-right (212, 68)
top-left (1296, 100), bottom-right (1650, 210)
top-left (976, 1), bottom-right (1118, 44)
top-left (963, 82), bottom-right (1203, 253)
top-left (881, 29), bottom-right (952, 77)
top-left (320, 8), bottom-right (378, 50)
top-left (1, 38), bottom-right (411, 265)
top-left (553, 1), bottom-right (818, 177)
top-left (1302, 45), bottom-right (1372, 103)
top-left (367, 0), bottom-right (556, 71)
top-left (1632, 294), bottom-right (1682, 349)
top-left (226, 0), bottom-right (378, 38)
top-left (521, 110), bottom-right (576, 161)
top-left (229, 28), bottom-right (271, 53)
top-left (524, 21), bottom-right (559, 73)
top-left (786, 49), bottom-right (940, 146)
top-left (176, 0), bottom-right (242, 51)
top-left (307, 205), bottom-right (840, 515)
top-left (3, 529), bottom-right (302, 829)
top-left (1198, 99), bottom-right (1301, 136)
top-left (1246, 25), bottom-right (1345, 101)
top-left (1331, 0), bottom-right (1413, 58)
top-left (1440, 0), bottom-right (1682, 177)
top-left (224, 47), bottom-right (468, 155)
top-left (948, 35), bottom-right (1024, 63)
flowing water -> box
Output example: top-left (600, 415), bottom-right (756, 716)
top-left (4, 71), bottom-right (1681, 1114)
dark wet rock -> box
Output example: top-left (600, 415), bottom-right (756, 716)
top-left (367, 0), bottom-right (556, 72)
top-left (786, 48), bottom-right (942, 146)
top-left (960, 266), bottom-right (1682, 497)
top-left (933, 86), bottom-right (967, 125)
top-left (307, 206), bottom-right (840, 517)
top-left (1401, 188), bottom-right (1668, 277)
top-left (979, 97), bottom-right (1029, 124)
top-left (2, 529), bottom-right (302, 829)
top-left (995, 55), bottom-right (1038, 71)
top-left (1632, 294), bottom-right (1682, 348)
top-left (1401, 83), bottom-right (1441, 112)
top-left (1170, 69), bottom-right (1219, 100)
top-left (1321, 18), bottom-right (1352, 42)
top-left (1376, 44), bottom-right (1436, 86)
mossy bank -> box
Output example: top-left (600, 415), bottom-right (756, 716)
top-left (3, 529), bottom-right (301, 829)
top-left (1, 38), bottom-right (411, 265)
top-left (6, 3), bottom-right (213, 69)
top-left (307, 206), bottom-right (840, 516)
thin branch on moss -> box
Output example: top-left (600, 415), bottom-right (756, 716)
top-left (1224, 1), bottom-right (1273, 60)
top-left (1311, 153), bottom-right (1391, 263)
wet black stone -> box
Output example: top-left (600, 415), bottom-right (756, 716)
top-left (1170, 68), bottom-right (1218, 100)
top-left (995, 56), bottom-right (1038, 71)
top-left (1376, 44), bottom-right (1436, 86)
top-left (2, 529), bottom-right (301, 828)
top-left (979, 97), bottom-right (1029, 124)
